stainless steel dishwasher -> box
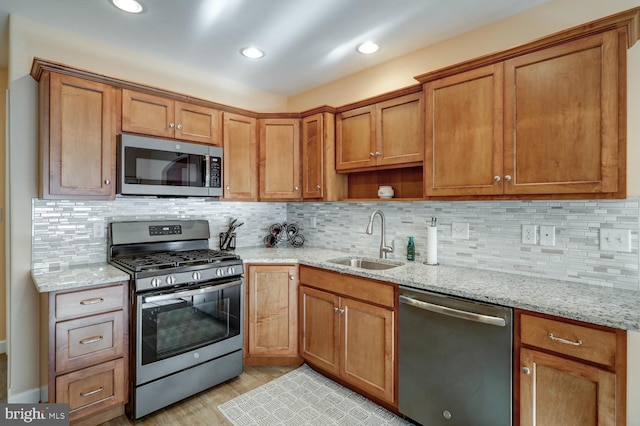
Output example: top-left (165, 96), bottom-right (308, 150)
top-left (399, 287), bottom-right (513, 426)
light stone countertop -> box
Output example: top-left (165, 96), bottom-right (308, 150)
top-left (32, 263), bottom-right (130, 293)
top-left (30, 246), bottom-right (640, 332)
top-left (237, 246), bottom-right (640, 332)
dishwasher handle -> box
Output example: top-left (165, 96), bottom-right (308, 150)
top-left (399, 294), bottom-right (507, 327)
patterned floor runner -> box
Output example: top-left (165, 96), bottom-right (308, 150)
top-left (218, 364), bottom-right (412, 426)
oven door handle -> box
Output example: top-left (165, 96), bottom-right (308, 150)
top-left (143, 279), bottom-right (242, 303)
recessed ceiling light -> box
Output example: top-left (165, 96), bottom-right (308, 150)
top-left (240, 47), bottom-right (265, 59)
top-left (111, 0), bottom-right (144, 14)
top-left (357, 41), bottom-right (379, 54)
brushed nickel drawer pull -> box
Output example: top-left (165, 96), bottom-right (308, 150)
top-left (79, 335), bottom-right (104, 345)
top-left (80, 386), bottom-right (104, 397)
top-left (80, 297), bottom-right (104, 305)
top-left (548, 333), bottom-right (582, 346)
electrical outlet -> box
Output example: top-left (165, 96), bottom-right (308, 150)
top-left (93, 222), bottom-right (105, 238)
top-left (600, 229), bottom-right (631, 252)
top-left (539, 225), bottom-right (555, 246)
top-left (452, 222), bottom-right (469, 239)
top-left (522, 225), bottom-right (537, 245)
top-left (310, 216), bottom-right (317, 229)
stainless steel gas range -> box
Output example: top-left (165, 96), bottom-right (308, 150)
top-left (109, 219), bottom-right (243, 419)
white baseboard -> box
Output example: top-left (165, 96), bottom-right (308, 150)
top-left (0, 340), bottom-right (6, 354)
top-left (8, 387), bottom-right (41, 403)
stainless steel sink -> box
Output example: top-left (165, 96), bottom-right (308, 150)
top-left (328, 257), bottom-right (404, 270)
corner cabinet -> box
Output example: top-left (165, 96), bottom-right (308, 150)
top-left (223, 112), bottom-right (258, 200)
top-left (423, 28), bottom-right (625, 198)
top-left (121, 89), bottom-right (222, 145)
top-left (301, 111), bottom-right (348, 200)
top-left (516, 310), bottom-right (626, 426)
top-left (336, 92), bottom-right (423, 172)
top-left (244, 264), bottom-right (301, 365)
top-left (258, 118), bottom-right (301, 201)
top-left (38, 72), bottom-right (116, 199)
top-left (299, 266), bottom-right (396, 406)
top-left (40, 283), bottom-right (129, 425)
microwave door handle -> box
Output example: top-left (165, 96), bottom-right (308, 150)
top-left (204, 155), bottom-right (211, 187)
top-left (143, 279), bottom-right (242, 303)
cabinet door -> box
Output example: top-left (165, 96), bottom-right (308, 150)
top-left (302, 114), bottom-right (324, 199)
top-left (223, 112), bottom-right (258, 200)
top-left (45, 72), bottom-right (115, 198)
top-left (259, 118), bottom-right (301, 200)
top-left (340, 297), bottom-right (394, 403)
top-left (299, 286), bottom-right (340, 375)
top-left (336, 105), bottom-right (376, 171)
top-left (376, 92), bottom-right (424, 167)
top-left (520, 348), bottom-right (616, 426)
top-left (504, 30), bottom-right (620, 195)
top-left (175, 101), bottom-right (221, 145)
top-left (121, 89), bottom-right (175, 138)
top-left (247, 265), bottom-right (298, 356)
top-left (425, 64), bottom-right (504, 196)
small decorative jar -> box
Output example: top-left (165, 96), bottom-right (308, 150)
top-left (377, 185), bottom-right (394, 199)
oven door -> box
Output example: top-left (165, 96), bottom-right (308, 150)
top-left (134, 277), bottom-right (243, 385)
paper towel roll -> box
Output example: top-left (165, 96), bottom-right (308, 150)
top-left (426, 225), bottom-right (438, 265)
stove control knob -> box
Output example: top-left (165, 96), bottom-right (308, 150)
top-left (216, 268), bottom-right (224, 277)
top-left (166, 275), bottom-right (176, 285)
top-left (227, 266), bottom-right (235, 275)
top-left (192, 271), bottom-right (202, 281)
top-left (151, 278), bottom-right (161, 288)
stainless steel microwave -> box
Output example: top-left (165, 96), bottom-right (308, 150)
top-left (117, 134), bottom-right (223, 197)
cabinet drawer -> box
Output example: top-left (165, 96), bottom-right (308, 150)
top-left (520, 314), bottom-right (617, 367)
top-left (56, 358), bottom-right (125, 422)
top-left (300, 266), bottom-right (395, 308)
top-left (56, 310), bottom-right (124, 372)
top-left (55, 284), bottom-right (125, 320)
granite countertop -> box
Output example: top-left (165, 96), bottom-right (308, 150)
top-left (31, 246), bottom-right (640, 332)
top-left (32, 263), bottom-right (130, 293)
top-left (237, 246), bottom-right (640, 332)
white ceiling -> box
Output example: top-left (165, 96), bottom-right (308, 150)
top-left (0, 0), bottom-right (549, 97)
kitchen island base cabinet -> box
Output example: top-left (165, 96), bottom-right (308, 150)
top-left (299, 266), bottom-right (396, 406)
top-left (516, 310), bottom-right (626, 426)
top-left (244, 264), bottom-right (302, 366)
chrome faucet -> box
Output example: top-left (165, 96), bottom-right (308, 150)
top-left (366, 209), bottom-right (394, 259)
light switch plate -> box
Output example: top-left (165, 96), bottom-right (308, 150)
top-left (452, 222), bottom-right (469, 239)
top-left (600, 228), bottom-right (631, 252)
top-left (539, 225), bottom-right (555, 246)
top-left (522, 225), bottom-right (537, 245)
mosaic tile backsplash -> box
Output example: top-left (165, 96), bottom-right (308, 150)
top-left (33, 197), bottom-right (640, 291)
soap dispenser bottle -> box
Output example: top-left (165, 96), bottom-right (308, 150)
top-left (407, 236), bottom-right (415, 261)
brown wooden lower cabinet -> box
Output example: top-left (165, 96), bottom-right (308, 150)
top-left (41, 282), bottom-right (129, 425)
top-left (299, 266), bottom-right (396, 406)
top-left (244, 264), bottom-right (302, 365)
top-left (516, 309), bottom-right (626, 426)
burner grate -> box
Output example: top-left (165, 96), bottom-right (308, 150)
top-left (112, 249), bottom-right (240, 272)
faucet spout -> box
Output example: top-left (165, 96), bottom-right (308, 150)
top-left (365, 209), bottom-right (394, 259)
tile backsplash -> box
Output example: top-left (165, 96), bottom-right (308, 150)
top-left (33, 197), bottom-right (640, 291)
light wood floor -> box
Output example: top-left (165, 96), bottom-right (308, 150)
top-left (101, 365), bottom-right (297, 425)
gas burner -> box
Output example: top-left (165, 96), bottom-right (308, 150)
top-left (111, 249), bottom-right (241, 273)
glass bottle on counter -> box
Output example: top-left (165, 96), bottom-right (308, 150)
top-left (407, 236), bottom-right (415, 261)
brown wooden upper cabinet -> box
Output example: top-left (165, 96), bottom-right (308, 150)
top-left (259, 118), bottom-right (301, 201)
top-left (122, 89), bottom-right (222, 145)
top-left (424, 29), bottom-right (623, 197)
top-left (39, 72), bottom-right (116, 199)
top-left (223, 112), bottom-right (258, 200)
top-left (336, 92), bottom-right (424, 172)
top-left (302, 114), bottom-right (325, 199)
